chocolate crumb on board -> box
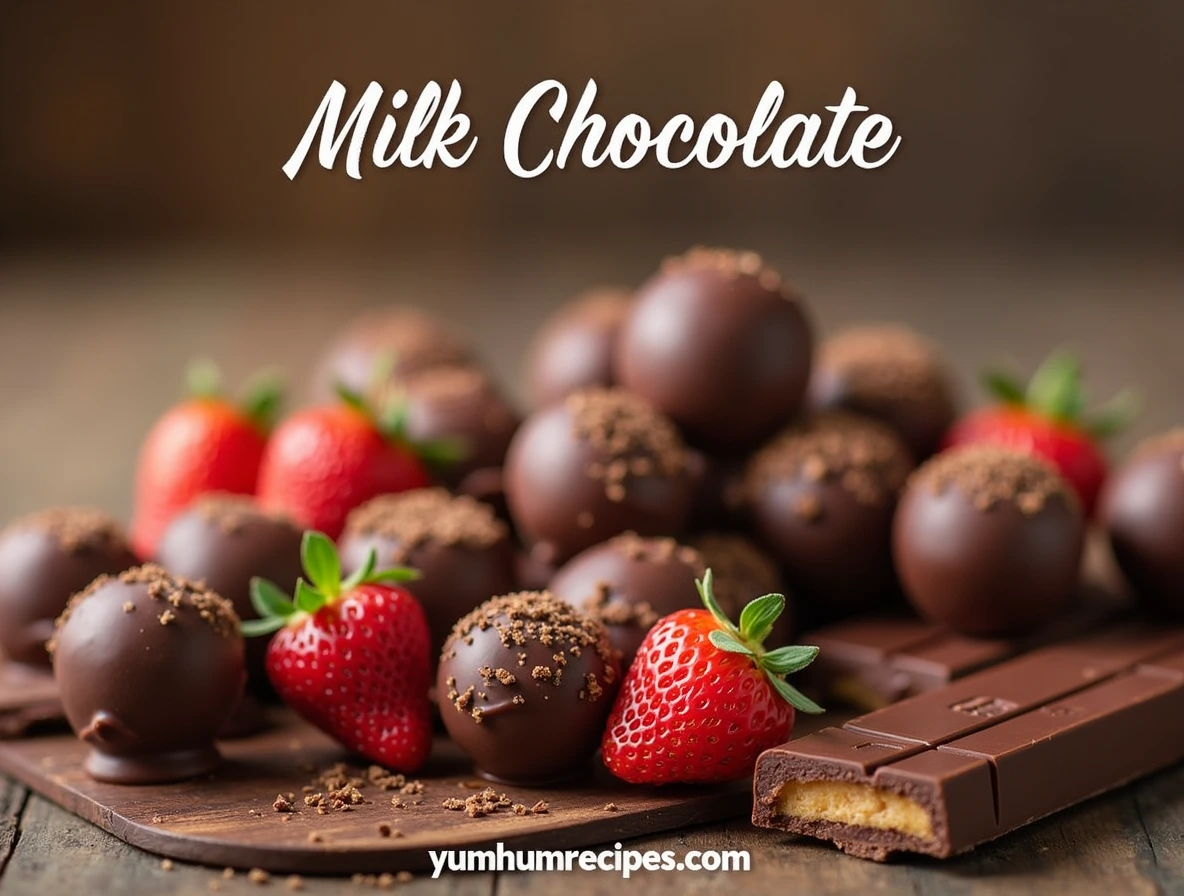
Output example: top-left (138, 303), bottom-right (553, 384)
top-left (151, 814), bottom-right (163, 824)
top-left (307, 832), bottom-right (323, 844)
top-left (531, 800), bottom-right (550, 814)
top-left (273, 793), bottom-right (294, 812)
top-left (161, 859), bottom-right (174, 871)
top-left (285, 874), bottom-right (305, 891)
top-left (208, 882), bottom-right (223, 893)
top-left (223, 868), bottom-right (235, 879)
top-left (247, 867), bottom-right (270, 884)
top-left (603, 802), bottom-right (620, 811)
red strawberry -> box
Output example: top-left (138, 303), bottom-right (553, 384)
top-left (256, 388), bottom-right (444, 539)
top-left (602, 571), bottom-right (822, 785)
top-left (942, 351), bottom-right (1137, 515)
top-left (132, 361), bottom-right (281, 558)
top-left (244, 531), bottom-right (433, 771)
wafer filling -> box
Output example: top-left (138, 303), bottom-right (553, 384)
top-left (775, 780), bottom-right (934, 840)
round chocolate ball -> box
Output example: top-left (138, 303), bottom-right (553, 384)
top-left (745, 413), bottom-right (913, 618)
top-left (504, 388), bottom-right (695, 566)
top-left (154, 495), bottom-right (302, 697)
top-left (401, 366), bottom-right (520, 497)
top-left (0, 508), bottom-right (137, 668)
top-left (685, 450), bottom-right (748, 532)
top-left (437, 592), bottom-right (619, 784)
top-left (689, 532), bottom-right (793, 642)
top-left (893, 446), bottom-right (1085, 636)
top-left (614, 248), bottom-right (813, 451)
top-left (49, 565), bottom-right (245, 784)
top-left (1100, 430), bottom-right (1184, 616)
top-left (310, 306), bottom-right (472, 400)
top-left (527, 288), bottom-right (632, 408)
top-left (808, 324), bottom-right (957, 460)
top-left (339, 489), bottom-right (516, 659)
top-left (550, 533), bottom-right (704, 667)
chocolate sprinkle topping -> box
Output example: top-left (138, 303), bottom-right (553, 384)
top-left (660, 246), bottom-right (789, 295)
top-left (746, 412), bottom-right (911, 507)
top-left (194, 494), bottom-right (292, 534)
top-left (49, 564), bottom-right (241, 652)
top-left (818, 325), bottom-right (948, 405)
top-left (566, 388), bottom-right (687, 499)
top-left (608, 531), bottom-right (704, 570)
top-left (3, 507), bottom-right (129, 554)
top-left (343, 488), bottom-right (507, 559)
top-left (911, 445), bottom-right (1075, 516)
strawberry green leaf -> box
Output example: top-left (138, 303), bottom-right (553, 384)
top-left (378, 398), bottom-right (410, 441)
top-left (1026, 351), bottom-right (1084, 422)
top-left (240, 370), bottom-right (284, 431)
top-left (334, 382), bottom-right (368, 413)
top-left (370, 566), bottom-right (422, 584)
top-left (250, 577), bottom-right (296, 619)
top-left (301, 531), bottom-right (341, 597)
top-left (341, 549), bottom-right (379, 593)
top-left (294, 579), bottom-right (327, 614)
top-left (761, 645), bottom-right (820, 675)
top-left (412, 437), bottom-right (470, 467)
top-left (240, 616), bottom-right (289, 638)
top-left (737, 593), bottom-right (785, 645)
top-left (982, 370), bottom-right (1026, 405)
top-left (186, 358), bottom-right (223, 400)
top-left (708, 629), bottom-right (754, 657)
top-left (1087, 389), bottom-right (1140, 439)
top-left (696, 570), bottom-right (739, 636)
top-left (767, 673), bottom-right (825, 714)
top-left (368, 351), bottom-right (397, 392)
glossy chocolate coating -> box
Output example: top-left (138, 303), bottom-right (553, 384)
top-left (808, 325), bottom-right (957, 459)
top-left (527, 288), bottom-right (632, 408)
top-left (549, 533), bottom-right (704, 666)
top-left (310, 306), bottom-right (472, 400)
top-left (504, 389), bottom-right (694, 566)
top-left (893, 448), bottom-right (1085, 637)
top-left (401, 367), bottom-right (520, 492)
top-left (339, 490), bottom-right (516, 660)
top-left (0, 509), bottom-right (137, 668)
top-left (745, 414), bottom-right (912, 619)
top-left (51, 566), bottom-right (245, 784)
top-left (1100, 432), bottom-right (1184, 616)
top-left (154, 496), bottom-right (302, 698)
top-left (437, 592), bottom-right (619, 784)
top-left (614, 249), bottom-right (813, 451)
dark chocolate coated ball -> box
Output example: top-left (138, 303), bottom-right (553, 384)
top-left (550, 533), bottom-right (704, 666)
top-left (614, 248), bottom-right (813, 451)
top-left (808, 324), bottom-right (957, 460)
top-left (745, 413), bottom-right (912, 618)
top-left (893, 446), bottom-right (1084, 636)
top-left (527, 288), bottom-right (632, 408)
top-left (504, 388), bottom-right (694, 566)
top-left (0, 508), bottom-right (137, 668)
top-left (154, 495), bottom-right (302, 698)
top-left (437, 592), bottom-right (619, 785)
top-left (1100, 431), bottom-right (1184, 616)
top-left (339, 490), bottom-right (516, 660)
top-left (50, 565), bottom-right (245, 784)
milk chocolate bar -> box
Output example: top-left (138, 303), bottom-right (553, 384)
top-left (800, 586), bottom-right (1124, 710)
top-left (753, 622), bottom-right (1184, 860)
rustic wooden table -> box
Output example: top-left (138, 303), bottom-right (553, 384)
top-left (1, 247), bottom-right (1182, 894)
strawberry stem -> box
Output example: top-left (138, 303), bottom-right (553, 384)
top-left (697, 570), bottom-right (823, 714)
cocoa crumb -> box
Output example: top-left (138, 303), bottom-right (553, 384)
top-left (531, 800), bottom-right (550, 814)
top-left (603, 802), bottom-right (620, 811)
top-left (307, 832), bottom-right (323, 844)
top-left (122, 601), bottom-right (135, 613)
top-left (285, 875), bottom-right (304, 891)
top-left (161, 859), bottom-right (174, 871)
top-left (273, 794), bottom-right (294, 812)
top-left (247, 868), bottom-right (270, 884)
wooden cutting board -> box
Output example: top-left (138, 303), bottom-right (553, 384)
top-left (0, 710), bottom-right (753, 874)
top-left (0, 662), bottom-right (63, 737)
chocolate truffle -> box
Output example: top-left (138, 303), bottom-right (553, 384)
top-left (550, 533), bottom-right (704, 666)
top-left (154, 495), bottom-right (302, 696)
top-left (0, 508), bottom-right (137, 668)
top-left (49, 565), bottom-right (245, 784)
top-left (614, 248), bottom-right (813, 451)
top-left (689, 533), bottom-right (793, 643)
top-left (504, 388), bottom-right (694, 566)
top-left (437, 592), bottom-right (618, 784)
top-left (808, 324), bottom-right (957, 459)
top-left (745, 413), bottom-right (912, 618)
top-left (1100, 430), bottom-right (1184, 616)
top-left (893, 446), bottom-right (1085, 636)
top-left (310, 306), bottom-right (472, 400)
top-left (401, 366), bottom-right (520, 500)
top-left (527, 288), bottom-right (632, 408)
top-left (685, 450), bottom-right (748, 532)
top-left (339, 489), bottom-right (515, 659)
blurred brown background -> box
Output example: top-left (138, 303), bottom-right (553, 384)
top-left (2, 1), bottom-right (1183, 519)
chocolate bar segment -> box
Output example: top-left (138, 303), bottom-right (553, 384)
top-left (754, 627), bottom-right (1184, 860)
top-left (801, 586), bottom-right (1126, 711)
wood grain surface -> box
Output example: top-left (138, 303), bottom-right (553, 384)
top-left (2, 249), bottom-right (1184, 893)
